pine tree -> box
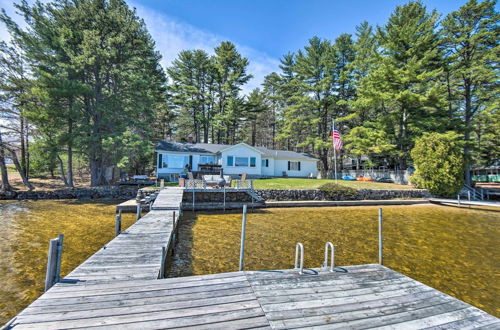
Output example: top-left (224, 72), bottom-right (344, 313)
top-left (356, 1), bottom-right (447, 169)
top-left (441, 0), bottom-right (499, 184)
top-left (2, 0), bottom-right (168, 186)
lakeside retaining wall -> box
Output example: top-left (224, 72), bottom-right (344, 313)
top-left (254, 189), bottom-right (431, 201)
top-left (0, 186), bottom-right (139, 200)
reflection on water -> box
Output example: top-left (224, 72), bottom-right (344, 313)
top-left (0, 200), bottom-right (135, 325)
top-left (169, 204), bottom-right (500, 317)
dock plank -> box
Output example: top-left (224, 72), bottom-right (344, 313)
top-left (9, 265), bottom-right (498, 329)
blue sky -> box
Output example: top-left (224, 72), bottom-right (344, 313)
top-left (1, 0), bottom-right (496, 92)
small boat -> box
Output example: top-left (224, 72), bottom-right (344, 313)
top-left (342, 175), bottom-right (356, 181)
top-left (356, 176), bottom-right (373, 181)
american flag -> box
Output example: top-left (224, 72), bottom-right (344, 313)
top-left (332, 129), bottom-right (343, 150)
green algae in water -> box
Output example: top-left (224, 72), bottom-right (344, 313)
top-left (169, 204), bottom-right (500, 317)
top-left (0, 200), bottom-right (135, 325)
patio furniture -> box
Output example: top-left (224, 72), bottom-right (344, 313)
top-left (203, 175), bottom-right (232, 187)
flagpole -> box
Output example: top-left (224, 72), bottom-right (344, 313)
top-left (333, 119), bottom-right (337, 182)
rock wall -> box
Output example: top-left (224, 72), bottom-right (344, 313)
top-left (254, 189), bottom-right (431, 201)
top-left (0, 186), bottom-right (139, 200)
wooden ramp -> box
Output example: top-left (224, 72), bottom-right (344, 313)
top-left (8, 265), bottom-right (498, 329)
top-left (151, 187), bottom-right (184, 210)
top-left (63, 210), bottom-right (176, 283)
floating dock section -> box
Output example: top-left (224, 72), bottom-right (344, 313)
top-left (7, 265), bottom-right (499, 329)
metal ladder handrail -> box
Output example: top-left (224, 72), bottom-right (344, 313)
top-left (294, 243), bottom-right (304, 275)
top-left (323, 242), bottom-right (335, 272)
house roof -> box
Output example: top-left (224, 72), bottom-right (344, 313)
top-left (156, 141), bottom-right (318, 161)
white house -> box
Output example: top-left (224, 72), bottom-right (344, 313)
top-left (155, 141), bottom-right (318, 181)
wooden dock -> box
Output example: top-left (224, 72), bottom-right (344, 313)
top-left (429, 198), bottom-right (500, 208)
top-left (151, 187), bottom-right (184, 210)
top-left (7, 264), bottom-right (498, 329)
top-left (63, 188), bottom-right (183, 284)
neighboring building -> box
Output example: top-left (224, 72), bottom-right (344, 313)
top-left (155, 141), bottom-right (318, 181)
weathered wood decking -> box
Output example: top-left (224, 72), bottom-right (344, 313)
top-left (8, 265), bottom-right (498, 329)
top-left (64, 188), bottom-right (182, 284)
top-left (429, 198), bottom-right (500, 208)
top-left (151, 187), bottom-right (184, 210)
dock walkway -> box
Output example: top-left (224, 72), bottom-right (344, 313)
top-left (429, 198), bottom-right (500, 208)
top-left (63, 188), bottom-right (182, 284)
top-left (151, 187), bottom-right (184, 211)
top-left (8, 265), bottom-right (498, 329)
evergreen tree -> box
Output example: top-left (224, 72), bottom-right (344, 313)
top-left (441, 0), bottom-right (499, 184)
top-left (356, 1), bottom-right (447, 169)
top-left (2, 0), bottom-right (167, 186)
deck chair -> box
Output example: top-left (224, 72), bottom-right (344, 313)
top-left (241, 173), bottom-right (247, 181)
top-left (188, 172), bottom-right (195, 180)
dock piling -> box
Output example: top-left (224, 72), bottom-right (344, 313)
top-left (159, 246), bottom-right (167, 279)
top-left (239, 204), bottom-right (247, 271)
top-left (458, 194), bottom-right (461, 206)
top-left (44, 234), bottom-right (64, 291)
top-left (378, 208), bottom-right (383, 265)
top-left (136, 202), bottom-right (141, 221)
top-left (115, 213), bottom-right (122, 237)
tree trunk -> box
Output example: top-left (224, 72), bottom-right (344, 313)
top-left (463, 83), bottom-right (472, 186)
top-left (57, 154), bottom-right (68, 186)
top-left (0, 132), bottom-right (12, 191)
top-left (20, 115), bottom-right (27, 178)
top-left (25, 118), bottom-right (30, 179)
top-left (8, 148), bottom-right (34, 190)
top-left (66, 117), bottom-right (74, 187)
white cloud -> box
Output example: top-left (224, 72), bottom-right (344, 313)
top-left (131, 2), bottom-right (279, 94)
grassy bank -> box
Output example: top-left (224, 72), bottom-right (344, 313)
top-left (250, 178), bottom-right (415, 190)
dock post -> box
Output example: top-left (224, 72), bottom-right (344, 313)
top-left (136, 202), bottom-right (141, 221)
top-left (378, 208), bottom-right (383, 265)
top-left (192, 188), bottom-right (195, 212)
top-left (467, 191), bottom-right (471, 201)
top-left (115, 213), bottom-right (122, 237)
top-left (160, 179), bottom-right (164, 189)
top-left (159, 246), bottom-right (167, 279)
top-left (239, 204), bottom-right (247, 271)
top-left (457, 194), bottom-right (461, 206)
top-left (223, 187), bottom-right (226, 212)
top-left (44, 234), bottom-right (64, 292)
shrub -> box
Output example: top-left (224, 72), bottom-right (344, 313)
top-left (410, 132), bottom-right (465, 197)
top-left (319, 183), bottom-right (358, 200)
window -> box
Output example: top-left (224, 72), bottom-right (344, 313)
top-left (158, 154), bottom-right (163, 168)
top-left (163, 155), bottom-right (188, 169)
top-left (227, 156), bottom-right (234, 166)
top-left (250, 157), bottom-right (256, 167)
top-left (288, 161), bottom-right (301, 171)
top-left (235, 157), bottom-right (249, 167)
top-left (200, 156), bottom-right (216, 164)
top-left (262, 159), bottom-right (269, 167)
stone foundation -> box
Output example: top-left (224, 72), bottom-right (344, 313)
top-left (0, 186), bottom-right (139, 200)
top-left (254, 189), bottom-right (431, 201)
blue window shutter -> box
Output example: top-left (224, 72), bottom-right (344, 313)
top-left (158, 154), bottom-right (162, 168)
top-left (288, 161), bottom-right (290, 171)
top-left (227, 156), bottom-right (233, 166)
top-left (298, 162), bottom-right (301, 171)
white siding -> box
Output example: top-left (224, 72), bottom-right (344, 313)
top-left (261, 157), bottom-right (275, 177)
top-left (274, 159), bottom-right (318, 178)
top-left (221, 144), bottom-right (262, 176)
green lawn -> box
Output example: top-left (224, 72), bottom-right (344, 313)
top-left (251, 178), bottom-right (415, 190)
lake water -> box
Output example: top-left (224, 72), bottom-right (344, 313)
top-left (0, 200), bottom-right (135, 325)
top-left (169, 204), bottom-right (500, 317)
